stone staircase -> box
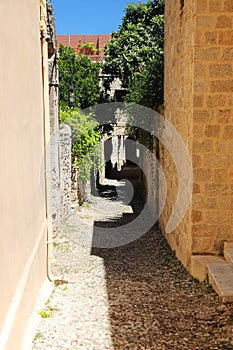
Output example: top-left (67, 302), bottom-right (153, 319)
top-left (191, 242), bottom-right (233, 303)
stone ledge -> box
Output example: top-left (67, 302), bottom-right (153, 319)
top-left (225, 247), bottom-right (233, 264)
top-left (224, 241), bottom-right (233, 259)
top-left (207, 263), bottom-right (233, 303)
top-left (191, 255), bottom-right (225, 282)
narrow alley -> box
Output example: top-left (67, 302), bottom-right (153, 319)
top-left (32, 177), bottom-right (233, 350)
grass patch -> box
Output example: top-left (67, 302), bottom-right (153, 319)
top-left (34, 332), bottom-right (43, 340)
top-left (38, 309), bottom-right (52, 318)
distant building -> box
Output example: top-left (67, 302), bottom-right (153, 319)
top-left (57, 34), bottom-right (112, 62)
top-left (57, 34), bottom-right (126, 100)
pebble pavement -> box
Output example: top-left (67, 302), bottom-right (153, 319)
top-left (32, 179), bottom-right (233, 350)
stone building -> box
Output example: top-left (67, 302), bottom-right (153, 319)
top-left (162, 0), bottom-right (233, 298)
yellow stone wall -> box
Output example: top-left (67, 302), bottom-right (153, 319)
top-left (162, 0), bottom-right (233, 271)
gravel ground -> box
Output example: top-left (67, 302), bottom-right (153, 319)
top-left (32, 180), bottom-right (233, 350)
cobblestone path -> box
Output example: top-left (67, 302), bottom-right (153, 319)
top-left (32, 179), bottom-right (233, 350)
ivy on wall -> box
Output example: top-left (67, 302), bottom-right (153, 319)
top-left (60, 107), bottom-right (101, 182)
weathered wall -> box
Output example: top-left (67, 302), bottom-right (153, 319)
top-left (47, 4), bottom-right (61, 232)
top-left (0, 0), bottom-right (50, 348)
top-left (191, 0), bottom-right (233, 255)
top-left (163, 0), bottom-right (233, 271)
top-left (47, 4), bottom-right (73, 233)
top-left (59, 123), bottom-right (72, 219)
top-left (160, 0), bottom-right (194, 269)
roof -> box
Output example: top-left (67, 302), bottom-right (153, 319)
top-left (57, 34), bottom-right (112, 62)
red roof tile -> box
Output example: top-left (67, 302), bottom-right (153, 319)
top-left (57, 34), bottom-right (112, 61)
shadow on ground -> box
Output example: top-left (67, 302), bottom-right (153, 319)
top-left (91, 171), bottom-right (233, 350)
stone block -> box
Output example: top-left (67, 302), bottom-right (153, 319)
top-left (217, 226), bottom-right (233, 238)
top-left (229, 171), bottom-right (233, 183)
top-left (203, 154), bottom-right (232, 168)
top-left (214, 169), bottom-right (229, 183)
top-left (219, 30), bottom-right (233, 45)
top-left (215, 139), bottom-right (233, 152)
top-left (192, 210), bottom-right (203, 223)
top-left (209, 0), bottom-right (223, 12)
top-left (225, 247), bottom-right (233, 264)
top-left (193, 139), bottom-right (213, 153)
top-left (209, 64), bottom-right (233, 77)
top-left (195, 47), bottom-right (220, 61)
top-left (193, 167), bottom-right (213, 182)
top-left (205, 210), bottom-right (232, 223)
top-left (216, 197), bottom-right (231, 209)
top-left (224, 241), bottom-right (233, 257)
top-left (205, 31), bottom-right (218, 45)
top-left (206, 95), bottom-right (227, 108)
top-left (224, 0), bottom-right (233, 12)
top-left (194, 80), bottom-right (208, 93)
top-left (193, 110), bottom-right (211, 123)
top-left (228, 96), bottom-right (233, 106)
top-left (210, 80), bottom-right (233, 93)
top-left (195, 0), bottom-right (208, 13)
top-left (191, 255), bottom-right (225, 282)
top-left (194, 95), bottom-right (204, 108)
top-left (193, 195), bottom-right (217, 209)
top-left (193, 124), bottom-right (204, 137)
top-left (205, 183), bottom-right (229, 195)
top-left (204, 125), bottom-right (221, 137)
top-left (222, 125), bottom-right (233, 138)
top-left (192, 154), bottom-right (202, 167)
top-left (193, 183), bottom-right (201, 194)
top-left (215, 109), bottom-right (232, 123)
top-left (192, 236), bottom-right (216, 253)
top-left (216, 15), bottom-right (232, 28)
top-left (222, 48), bottom-right (233, 61)
top-left (207, 263), bottom-right (233, 303)
top-left (192, 224), bottom-right (217, 237)
top-left (196, 15), bottom-right (216, 28)
top-left (194, 63), bottom-right (207, 78)
top-left (194, 31), bottom-right (205, 46)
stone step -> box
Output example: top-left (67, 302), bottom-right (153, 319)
top-left (191, 255), bottom-right (225, 282)
top-left (207, 263), bottom-right (233, 303)
top-left (225, 247), bottom-right (233, 265)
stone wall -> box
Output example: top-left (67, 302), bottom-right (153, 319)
top-left (59, 123), bottom-right (72, 220)
top-left (47, 5), bottom-right (73, 231)
top-left (191, 0), bottom-right (233, 255)
top-left (162, 0), bottom-right (233, 271)
top-left (47, 4), bottom-right (61, 231)
top-left (160, 0), bottom-right (194, 269)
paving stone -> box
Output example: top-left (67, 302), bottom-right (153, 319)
top-left (32, 180), bottom-right (233, 349)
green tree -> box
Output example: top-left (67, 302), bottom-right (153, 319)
top-left (103, 0), bottom-right (164, 109)
top-left (58, 45), bottom-right (105, 110)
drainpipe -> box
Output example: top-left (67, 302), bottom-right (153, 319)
top-left (41, 31), bottom-right (54, 283)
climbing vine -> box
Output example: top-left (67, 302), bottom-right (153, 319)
top-left (60, 107), bottom-right (102, 182)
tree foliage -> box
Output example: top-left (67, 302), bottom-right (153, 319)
top-left (58, 45), bottom-right (104, 110)
top-left (103, 0), bottom-right (164, 109)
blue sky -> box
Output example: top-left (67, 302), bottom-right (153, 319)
top-left (50, 0), bottom-right (142, 34)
